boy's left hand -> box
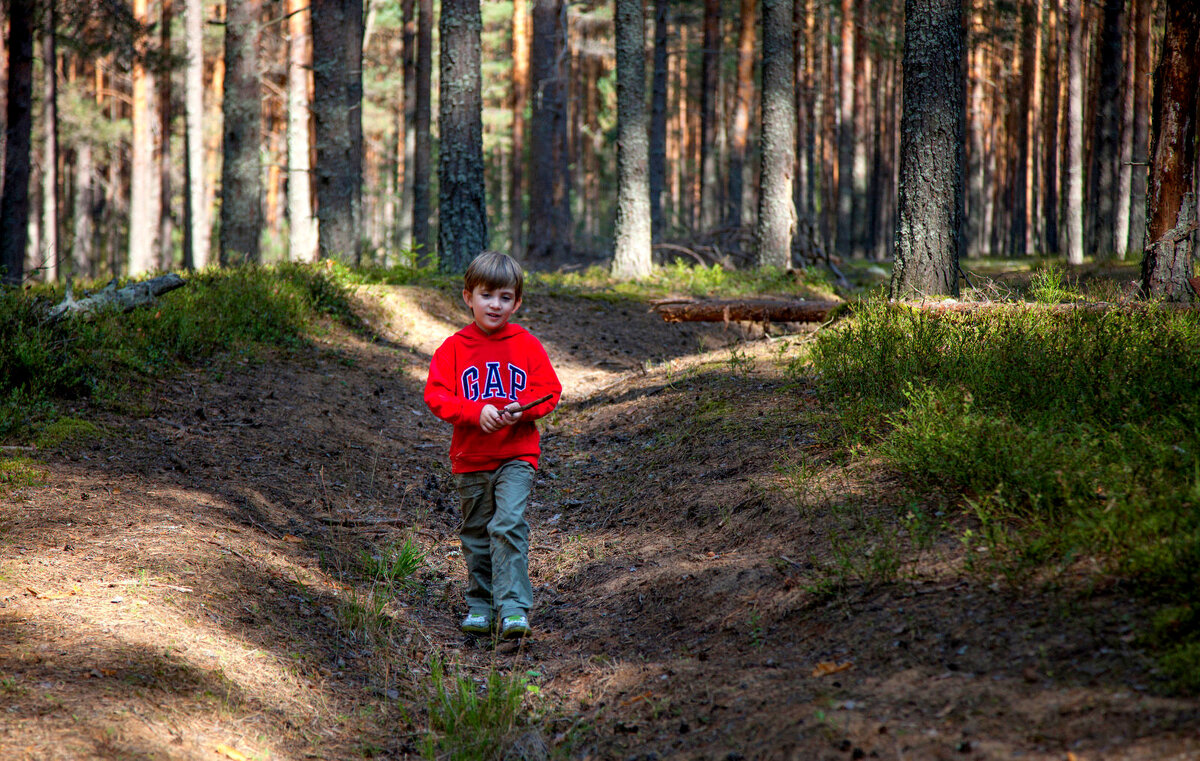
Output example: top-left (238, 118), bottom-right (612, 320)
top-left (480, 403), bottom-right (523, 433)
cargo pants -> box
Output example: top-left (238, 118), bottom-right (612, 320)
top-left (453, 459), bottom-right (535, 619)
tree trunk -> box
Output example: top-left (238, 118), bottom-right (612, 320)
top-left (41, 4), bottom-right (58, 282)
top-left (1042, 0), bottom-right (1060, 255)
top-left (1114, 0), bottom-right (1136, 260)
top-left (220, 0), bottom-right (263, 265)
top-left (611, 0), bottom-right (652, 279)
top-left (835, 0), bottom-right (854, 258)
top-left (1126, 0), bottom-right (1151, 256)
top-left (158, 0), bottom-right (174, 271)
top-left (73, 132), bottom-right (95, 278)
top-left (1, 0), bottom-right (34, 285)
top-left (1065, 0), bottom-right (1085, 264)
top-left (891, 0), bottom-right (964, 298)
top-left (346, 0), bottom-right (364, 264)
top-left (437, 0), bottom-right (487, 273)
top-left (397, 0), bottom-right (416, 251)
top-left (412, 0), bottom-right (433, 262)
top-left (1139, 0), bottom-right (1199, 301)
top-left (527, 0), bottom-right (571, 264)
top-left (648, 0), bottom-right (668, 243)
top-left (1088, 0), bottom-right (1124, 258)
top-left (288, 0), bottom-right (317, 261)
top-left (509, 0), bottom-right (530, 257)
top-left (183, 0), bottom-right (207, 269)
top-left (129, 0), bottom-right (160, 275)
top-left (725, 0), bottom-right (755, 230)
top-left (756, 0), bottom-right (795, 268)
top-left (1011, 0), bottom-right (1034, 257)
top-left (312, 0), bottom-right (357, 261)
top-left (698, 0), bottom-right (721, 232)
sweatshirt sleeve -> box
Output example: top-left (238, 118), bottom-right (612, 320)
top-left (424, 339), bottom-right (485, 426)
top-left (517, 335), bottom-right (562, 421)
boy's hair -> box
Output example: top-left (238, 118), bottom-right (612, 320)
top-left (464, 251), bottom-right (524, 301)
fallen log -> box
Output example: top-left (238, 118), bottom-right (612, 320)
top-left (47, 273), bottom-right (187, 322)
top-left (652, 299), bottom-right (844, 323)
top-left (652, 298), bottom-right (1200, 323)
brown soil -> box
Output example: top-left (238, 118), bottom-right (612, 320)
top-left (2, 285), bottom-right (1197, 760)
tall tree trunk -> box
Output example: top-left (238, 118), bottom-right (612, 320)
top-left (756, 0), bottom-right (795, 268)
top-left (648, 0), bottom-right (668, 243)
top-left (398, 0), bottom-right (416, 251)
top-left (1011, 0), bottom-right (1034, 256)
top-left (851, 0), bottom-right (869, 257)
top-left (698, 0), bottom-right (721, 232)
top-left (1139, 0), bottom-right (1199, 301)
top-left (129, 0), bottom-right (160, 275)
top-left (158, 0), bottom-right (174, 270)
top-left (1114, 0), bottom-right (1135, 260)
top-left (509, 0), bottom-right (530, 256)
top-left (835, 0), bottom-right (854, 258)
top-left (288, 0), bottom-right (317, 261)
top-left (1126, 0), bottom-right (1151, 256)
top-left (611, 0), bottom-right (652, 279)
top-left (183, 0), bottom-right (207, 269)
top-left (346, 0), bottom-right (364, 264)
top-left (220, 0), bottom-right (263, 265)
top-left (1088, 0), bottom-right (1124, 258)
top-left (527, 0), bottom-right (570, 263)
top-left (41, 3), bottom-right (58, 282)
top-left (73, 134), bottom-right (95, 277)
top-left (1042, 0), bottom-right (1060, 255)
top-left (312, 0), bottom-right (356, 260)
top-left (726, 0), bottom-right (755, 230)
top-left (437, 0), bottom-right (486, 273)
top-left (891, 0), bottom-right (964, 298)
top-left (1065, 0), bottom-right (1085, 264)
top-left (412, 0), bottom-right (433, 261)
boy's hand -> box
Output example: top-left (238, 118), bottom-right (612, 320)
top-left (479, 403), bottom-right (523, 433)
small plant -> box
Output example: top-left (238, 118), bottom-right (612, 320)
top-left (726, 346), bottom-right (754, 377)
top-left (34, 417), bottom-right (104, 449)
top-left (421, 656), bottom-right (536, 761)
top-left (1027, 264), bottom-right (1079, 303)
top-left (359, 537), bottom-right (425, 588)
top-left (748, 610), bottom-right (766, 650)
top-left (0, 456), bottom-right (48, 494)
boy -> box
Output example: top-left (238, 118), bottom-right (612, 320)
top-left (423, 251), bottom-right (561, 639)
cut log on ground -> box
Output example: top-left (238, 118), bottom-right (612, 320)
top-left (47, 273), bottom-right (187, 322)
top-left (652, 298), bottom-right (1200, 323)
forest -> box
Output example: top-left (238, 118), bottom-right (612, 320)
top-left (2, 0), bottom-right (1200, 757)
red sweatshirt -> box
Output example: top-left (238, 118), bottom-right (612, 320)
top-left (424, 322), bottom-right (561, 473)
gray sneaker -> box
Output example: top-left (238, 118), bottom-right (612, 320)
top-left (460, 612), bottom-right (493, 635)
top-left (500, 613), bottom-right (530, 640)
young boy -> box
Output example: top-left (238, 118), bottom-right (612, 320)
top-left (423, 251), bottom-right (561, 639)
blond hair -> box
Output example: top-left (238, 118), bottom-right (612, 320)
top-left (463, 251), bottom-right (524, 301)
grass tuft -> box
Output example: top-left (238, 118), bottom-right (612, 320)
top-left (421, 656), bottom-right (538, 761)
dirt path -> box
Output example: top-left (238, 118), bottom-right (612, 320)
top-left (1, 286), bottom-right (1197, 760)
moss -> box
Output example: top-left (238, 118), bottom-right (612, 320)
top-left (35, 417), bottom-right (105, 449)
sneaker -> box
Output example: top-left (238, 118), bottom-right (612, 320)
top-left (460, 612), bottom-right (493, 635)
top-left (500, 613), bottom-right (530, 640)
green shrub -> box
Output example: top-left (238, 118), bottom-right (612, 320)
top-left (421, 657), bottom-right (536, 761)
top-left (809, 298), bottom-right (1200, 689)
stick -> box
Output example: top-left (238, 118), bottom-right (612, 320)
top-left (506, 393), bottom-right (554, 413)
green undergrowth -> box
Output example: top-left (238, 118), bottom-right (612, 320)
top-left (533, 261), bottom-right (836, 301)
top-left (421, 656), bottom-right (542, 761)
top-left (0, 263), bottom-right (359, 440)
top-left (808, 298), bottom-right (1200, 692)
top-left (0, 456), bottom-right (48, 495)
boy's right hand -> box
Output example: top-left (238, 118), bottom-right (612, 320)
top-left (479, 404), bottom-right (511, 433)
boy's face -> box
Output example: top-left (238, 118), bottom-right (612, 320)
top-left (463, 284), bottom-right (521, 334)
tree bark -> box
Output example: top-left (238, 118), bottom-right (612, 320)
top-left (1011, 0), bottom-right (1034, 257)
top-left (698, 0), bottom-right (721, 232)
top-left (287, 0), bottom-right (317, 262)
top-left (129, 0), bottom-right (160, 275)
top-left (158, 0), bottom-right (174, 271)
top-left (397, 0), bottom-right (416, 251)
top-left (509, 0), bottom-right (530, 257)
top-left (725, 0), bottom-right (755, 230)
top-left (1088, 0), bottom-right (1124, 258)
top-left (1041, 0), bottom-right (1060, 255)
top-left (437, 0), bottom-right (487, 273)
top-left (756, 0), bottom-right (795, 269)
top-left (1065, 0), bottom-right (1085, 264)
top-left (412, 0), bottom-right (433, 262)
top-left (1126, 0), bottom-right (1151, 256)
top-left (346, 0), bottom-right (364, 264)
top-left (527, 0), bottom-right (571, 264)
top-left (220, 0), bottom-right (264, 265)
top-left (890, 0), bottom-right (964, 298)
top-left (1139, 0), bottom-right (1199, 301)
top-left (312, 0), bottom-right (357, 261)
top-left (648, 0), bottom-right (668, 243)
top-left (41, 3), bottom-right (58, 282)
top-left (73, 128), bottom-right (95, 277)
top-left (835, 0), bottom-right (854, 258)
top-left (611, 0), bottom-right (652, 279)
top-left (1, 0), bottom-right (33, 285)
top-left (183, 0), bottom-right (207, 269)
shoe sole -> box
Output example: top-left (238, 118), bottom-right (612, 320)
top-left (501, 626), bottom-right (530, 640)
top-left (461, 626), bottom-right (492, 635)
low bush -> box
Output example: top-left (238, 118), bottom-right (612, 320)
top-left (809, 298), bottom-right (1200, 691)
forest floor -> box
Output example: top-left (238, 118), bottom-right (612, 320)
top-left (2, 281), bottom-right (1198, 760)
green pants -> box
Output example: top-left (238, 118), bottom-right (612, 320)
top-left (454, 460), bottom-right (535, 619)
